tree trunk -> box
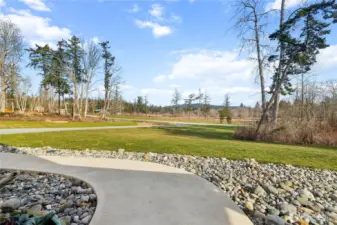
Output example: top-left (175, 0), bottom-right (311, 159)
top-left (73, 84), bottom-right (78, 120)
top-left (84, 83), bottom-right (90, 118)
top-left (58, 80), bottom-right (61, 115)
top-left (0, 58), bottom-right (6, 112)
top-left (79, 82), bottom-right (84, 116)
top-left (103, 88), bottom-right (109, 118)
top-left (0, 81), bottom-right (6, 112)
top-left (63, 96), bottom-right (68, 115)
top-left (301, 73), bottom-right (304, 119)
top-left (271, 0), bottom-right (286, 126)
top-left (271, 90), bottom-right (280, 124)
top-left (253, 10), bottom-right (266, 111)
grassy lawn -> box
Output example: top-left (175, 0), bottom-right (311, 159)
top-left (0, 126), bottom-right (336, 170)
top-left (110, 115), bottom-right (254, 125)
top-left (0, 121), bottom-right (137, 129)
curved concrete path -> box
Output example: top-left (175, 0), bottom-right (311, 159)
top-left (0, 153), bottom-right (253, 225)
top-left (0, 125), bottom-right (166, 135)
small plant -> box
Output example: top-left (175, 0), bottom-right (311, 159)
top-left (226, 115), bottom-right (232, 124)
top-left (219, 110), bottom-right (225, 124)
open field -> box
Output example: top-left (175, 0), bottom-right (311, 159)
top-left (0, 126), bottom-right (336, 170)
top-left (109, 115), bottom-right (256, 124)
top-left (0, 121), bottom-right (137, 129)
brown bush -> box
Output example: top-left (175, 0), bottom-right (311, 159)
top-left (233, 119), bottom-right (337, 146)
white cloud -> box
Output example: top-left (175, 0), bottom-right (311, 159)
top-left (91, 36), bottom-right (100, 44)
top-left (153, 49), bottom-right (254, 83)
top-left (149, 4), bottom-right (164, 20)
top-left (149, 49), bottom-right (261, 105)
top-left (128, 4), bottom-right (140, 13)
top-left (0, 0), bottom-right (5, 7)
top-left (19, 0), bottom-right (51, 12)
top-left (169, 84), bottom-right (180, 88)
top-left (120, 84), bottom-right (135, 91)
top-left (1, 9), bottom-right (71, 47)
top-left (266, 0), bottom-right (303, 10)
top-left (135, 20), bottom-right (173, 37)
top-left (315, 45), bottom-right (337, 71)
top-left (140, 88), bottom-right (173, 95)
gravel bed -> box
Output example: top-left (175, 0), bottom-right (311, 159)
top-left (1, 145), bottom-right (337, 225)
top-left (0, 169), bottom-right (96, 225)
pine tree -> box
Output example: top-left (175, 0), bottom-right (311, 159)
top-left (26, 44), bottom-right (53, 112)
top-left (50, 40), bottom-right (71, 114)
top-left (66, 36), bottom-right (83, 119)
top-left (171, 88), bottom-right (181, 114)
top-left (200, 91), bottom-right (211, 119)
top-left (100, 41), bottom-right (116, 118)
top-left (258, 0), bottom-right (337, 129)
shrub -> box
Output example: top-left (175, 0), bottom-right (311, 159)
top-left (219, 110), bottom-right (225, 123)
top-left (233, 126), bottom-right (256, 140)
top-left (226, 115), bottom-right (232, 124)
top-left (233, 119), bottom-right (337, 146)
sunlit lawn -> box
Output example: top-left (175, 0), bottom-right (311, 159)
top-left (110, 115), bottom-right (255, 124)
top-left (0, 121), bottom-right (137, 129)
top-left (0, 125), bottom-right (336, 170)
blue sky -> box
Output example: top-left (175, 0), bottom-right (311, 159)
top-left (0, 0), bottom-right (337, 106)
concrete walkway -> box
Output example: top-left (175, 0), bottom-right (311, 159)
top-left (0, 153), bottom-right (253, 225)
top-left (0, 125), bottom-right (165, 135)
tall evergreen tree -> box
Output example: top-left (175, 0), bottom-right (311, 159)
top-left (200, 91), bottom-right (211, 119)
top-left (100, 41), bottom-right (115, 118)
top-left (184, 93), bottom-right (196, 120)
top-left (50, 40), bottom-right (71, 114)
top-left (26, 44), bottom-right (53, 112)
top-left (171, 88), bottom-right (182, 115)
top-left (258, 0), bottom-right (337, 130)
top-left (66, 36), bottom-right (83, 119)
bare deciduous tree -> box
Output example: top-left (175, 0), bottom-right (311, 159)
top-left (0, 19), bottom-right (23, 112)
top-left (81, 40), bottom-right (101, 118)
top-left (234, 0), bottom-right (272, 112)
top-left (16, 76), bottom-right (32, 113)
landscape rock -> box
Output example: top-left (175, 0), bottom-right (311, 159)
top-left (254, 185), bottom-right (267, 197)
top-left (0, 198), bottom-right (21, 212)
top-left (298, 189), bottom-right (315, 200)
top-left (81, 215), bottom-right (92, 224)
top-left (264, 185), bottom-right (279, 195)
top-left (265, 215), bottom-right (285, 225)
top-left (80, 195), bottom-right (89, 202)
top-left (59, 216), bottom-right (71, 225)
top-left (27, 204), bottom-right (42, 216)
top-left (245, 201), bottom-right (254, 211)
top-left (279, 202), bottom-right (297, 215)
top-left (0, 168), bottom-right (96, 225)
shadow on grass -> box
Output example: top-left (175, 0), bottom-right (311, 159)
top-left (158, 126), bottom-right (337, 152)
top-left (158, 126), bottom-right (235, 140)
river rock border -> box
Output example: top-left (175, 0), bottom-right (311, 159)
top-left (0, 168), bottom-right (97, 225)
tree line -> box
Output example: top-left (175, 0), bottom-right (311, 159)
top-left (0, 18), bottom-right (122, 119)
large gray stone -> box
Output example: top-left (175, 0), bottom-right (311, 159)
top-left (0, 198), bottom-right (21, 212)
top-left (265, 215), bottom-right (285, 225)
top-left (279, 202), bottom-right (297, 215)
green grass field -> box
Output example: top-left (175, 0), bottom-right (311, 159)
top-left (0, 121), bottom-right (137, 129)
top-left (0, 126), bottom-right (336, 170)
top-left (110, 115), bottom-right (254, 124)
